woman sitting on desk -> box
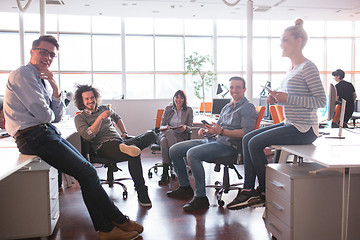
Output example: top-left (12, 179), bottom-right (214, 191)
top-left (226, 19), bottom-right (326, 210)
top-left (158, 90), bottom-right (193, 185)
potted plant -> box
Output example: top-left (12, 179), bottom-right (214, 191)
top-left (184, 52), bottom-right (216, 113)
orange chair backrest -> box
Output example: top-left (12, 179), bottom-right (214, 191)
top-left (200, 102), bottom-right (212, 113)
top-left (333, 104), bottom-right (341, 123)
top-left (269, 105), bottom-right (280, 124)
top-left (275, 105), bottom-right (284, 122)
top-left (155, 109), bottom-right (165, 129)
top-left (254, 106), bottom-right (266, 130)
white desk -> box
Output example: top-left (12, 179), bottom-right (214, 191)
top-left (274, 129), bottom-right (360, 240)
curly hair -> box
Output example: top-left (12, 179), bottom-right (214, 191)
top-left (73, 84), bottom-right (101, 110)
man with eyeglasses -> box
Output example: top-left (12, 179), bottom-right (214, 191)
top-left (3, 35), bottom-right (143, 240)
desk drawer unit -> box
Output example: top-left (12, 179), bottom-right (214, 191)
top-left (0, 160), bottom-right (59, 239)
top-left (266, 163), bottom-right (343, 240)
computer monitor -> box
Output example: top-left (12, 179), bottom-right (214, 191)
top-left (212, 98), bottom-right (231, 115)
top-left (326, 83), bottom-right (346, 139)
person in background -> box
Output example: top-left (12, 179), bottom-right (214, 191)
top-left (157, 90), bottom-right (193, 185)
top-left (0, 97), bottom-right (5, 129)
top-left (74, 84), bottom-right (156, 207)
top-left (167, 76), bottom-right (257, 212)
top-left (3, 35), bottom-right (143, 240)
top-left (226, 19), bottom-right (326, 210)
top-left (332, 69), bottom-right (357, 127)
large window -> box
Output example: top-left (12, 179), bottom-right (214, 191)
top-left (0, 12), bottom-right (359, 106)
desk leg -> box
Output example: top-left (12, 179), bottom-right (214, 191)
top-left (341, 168), bottom-right (350, 240)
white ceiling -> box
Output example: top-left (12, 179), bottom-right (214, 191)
top-left (1, 0), bottom-right (360, 21)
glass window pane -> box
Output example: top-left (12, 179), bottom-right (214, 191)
top-left (155, 37), bottom-right (183, 71)
top-left (253, 38), bottom-right (269, 71)
top-left (303, 38), bottom-right (325, 71)
top-left (59, 34), bottom-right (91, 71)
top-left (155, 74), bottom-right (184, 99)
top-left (306, 21), bottom-right (325, 37)
top-left (126, 74), bottom-right (154, 99)
top-left (271, 73), bottom-right (287, 92)
top-left (270, 20), bottom-right (293, 37)
top-left (0, 33), bottom-right (20, 70)
top-left (217, 37), bottom-right (243, 72)
top-left (154, 18), bottom-right (183, 35)
top-left (93, 35), bottom-right (122, 71)
top-left (326, 21), bottom-right (352, 37)
top-left (184, 19), bottom-right (213, 36)
top-left (356, 22), bottom-right (360, 36)
top-left (93, 73), bottom-right (123, 99)
top-left (92, 16), bottom-right (121, 34)
top-left (355, 38), bottom-right (360, 73)
top-left (217, 20), bottom-right (243, 36)
top-left (0, 12), bottom-right (18, 30)
top-left (184, 75), bottom-right (213, 108)
top-left (126, 36), bottom-right (154, 71)
top-left (24, 13), bottom-right (57, 32)
top-left (327, 38), bottom-right (352, 71)
top-left (59, 15), bottom-right (91, 33)
top-left (185, 37), bottom-right (213, 59)
top-left (125, 18), bottom-right (153, 35)
top-left (59, 73), bottom-right (91, 94)
top-left (253, 20), bottom-right (269, 37)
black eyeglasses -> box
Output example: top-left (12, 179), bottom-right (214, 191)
top-left (33, 48), bottom-right (57, 59)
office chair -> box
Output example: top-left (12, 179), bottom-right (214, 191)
top-left (81, 137), bottom-right (131, 199)
top-left (206, 107), bottom-right (266, 207)
top-left (200, 102), bottom-right (212, 113)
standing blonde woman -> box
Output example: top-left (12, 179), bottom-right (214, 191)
top-left (227, 19), bottom-right (326, 210)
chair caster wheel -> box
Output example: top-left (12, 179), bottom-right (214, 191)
top-left (215, 181), bottom-right (221, 185)
top-left (218, 200), bottom-right (225, 207)
top-left (148, 171), bottom-right (153, 178)
top-left (123, 191), bottom-right (128, 199)
top-left (154, 167), bottom-right (158, 173)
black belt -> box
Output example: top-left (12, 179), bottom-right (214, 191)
top-left (14, 124), bottom-right (48, 138)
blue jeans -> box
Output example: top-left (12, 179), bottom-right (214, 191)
top-left (15, 123), bottom-right (126, 232)
top-left (243, 123), bottom-right (317, 193)
top-left (169, 138), bottom-right (237, 197)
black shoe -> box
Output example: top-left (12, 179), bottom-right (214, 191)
top-left (167, 186), bottom-right (194, 199)
top-left (183, 196), bottom-right (210, 212)
top-left (137, 187), bottom-right (152, 207)
top-left (158, 174), bottom-right (170, 185)
top-left (226, 189), bottom-right (264, 210)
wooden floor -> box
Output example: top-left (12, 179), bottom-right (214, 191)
top-left (25, 148), bottom-right (273, 240)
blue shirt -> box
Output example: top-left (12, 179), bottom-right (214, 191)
top-left (4, 63), bottom-right (64, 136)
top-left (216, 97), bottom-right (257, 147)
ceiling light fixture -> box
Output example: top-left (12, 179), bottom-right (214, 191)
top-left (222, 0), bottom-right (241, 7)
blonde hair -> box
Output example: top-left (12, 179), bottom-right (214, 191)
top-left (285, 18), bottom-right (308, 48)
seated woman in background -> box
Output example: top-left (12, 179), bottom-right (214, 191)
top-left (158, 90), bottom-right (193, 185)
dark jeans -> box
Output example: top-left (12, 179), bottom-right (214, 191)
top-left (97, 131), bottom-right (156, 192)
top-left (15, 123), bottom-right (126, 232)
top-left (243, 123), bottom-right (317, 193)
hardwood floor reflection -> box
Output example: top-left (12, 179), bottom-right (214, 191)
top-left (31, 148), bottom-right (272, 240)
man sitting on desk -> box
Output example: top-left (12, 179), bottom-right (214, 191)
top-left (74, 84), bottom-right (156, 207)
top-left (166, 76), bottom-right (257, 212)
top-left (4, 35), bottom-right (145, 240)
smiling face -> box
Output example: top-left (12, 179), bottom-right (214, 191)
top-left (174, 94), bottom-right (185, 109)
top-left (280, 30), bottom-right (302, 58)
top-left (30, 41), bottom-right (57, 70)
top-left (82, 90), bottom-right (97, 112)
top-left (229, 79), bottom-right (246, 103)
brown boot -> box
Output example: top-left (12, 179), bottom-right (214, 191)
top-left (98, 226), bottom-right (139, 240)
top-left (113, 216), bottom-right (144, 234)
